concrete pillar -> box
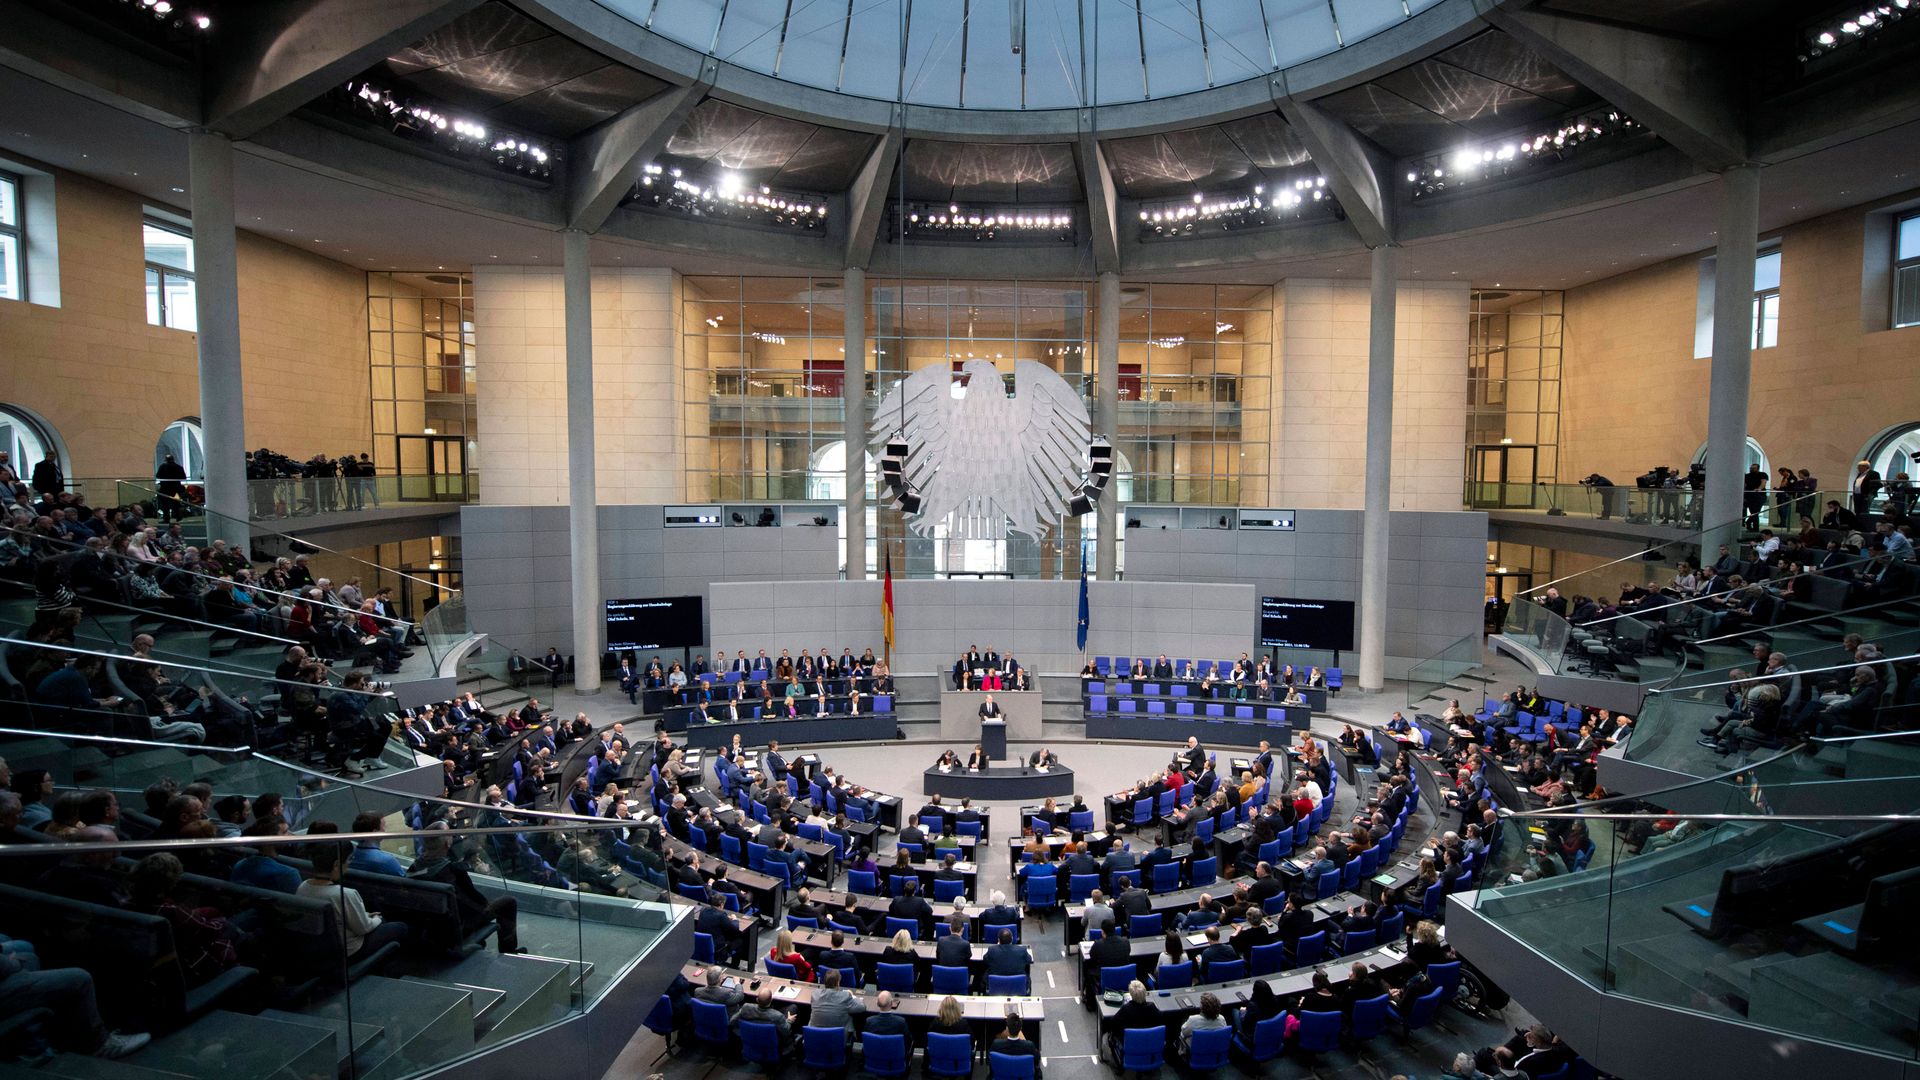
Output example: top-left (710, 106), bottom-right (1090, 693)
top-left (842, 267), bottom-right (868, 579)
top-left (1359, 244), bottom-right (1397, 692)
top-left (1095, 271), bottom-right (1120, 580)
top-left (186, 130), bottom-right (248, 549)
top-left (562, 229), bottom-right (601, 693)
top-left (1703, 165), bottom-right (1760, 552)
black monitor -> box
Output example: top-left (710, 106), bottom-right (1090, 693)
top-left (605, 596), bottom-right (703, 652)
top-left (1258, 596), bottom-right (1356, 651)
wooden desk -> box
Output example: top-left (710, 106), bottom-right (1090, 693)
top-left (1090, 942), bottom-right (1412, 1023)
top-left (661, 835), bottom-right (785, 916)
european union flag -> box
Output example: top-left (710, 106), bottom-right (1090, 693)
top-left (1076, 543), bottom-right (1090, 652)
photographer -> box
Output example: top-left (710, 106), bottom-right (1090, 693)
top-left (1580, 473), bottom-right (1623, 520)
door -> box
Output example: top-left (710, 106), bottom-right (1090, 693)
top-left (1467, 444), bottom-right (1538, 509)
top-left (394, 434), bottom-right (470, 501)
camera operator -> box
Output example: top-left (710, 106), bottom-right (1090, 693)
top-left (1580, 473), bottom-right (1623, 521)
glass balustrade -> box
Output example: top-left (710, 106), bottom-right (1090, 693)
top-left (67, 474), bottom-right (478, 524)
top-left (0, 727), bottom-right (685, 1080)
top-left (1468, 753), bottom-right (1920, 1060)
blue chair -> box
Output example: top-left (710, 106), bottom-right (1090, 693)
top-left (719, 834), bottom-right (743, 865)
top-left (1389, 983), bottom-right (1447, 1034)
top-left (1291, 930), bottom-right (1328, 967)
top-left (1132, 799), bottom-right (1153, 828)
top-left (1349, 994), bottom-right (1391, 1044)
top-left (1170, 682), bottom-right (1188, 697)
top-left (1262, 892), bottom-right (1289, 917)
top-left (983, 923), bottom-right (1019, 943)
top-left (1089, 694), bottom-right (1109, 714)
top-left (1248, 941), bottom-right (1286, 976)
top-left (787, 915), bottom-right (819, 932)
top-left (1175, 701), bottom-right (1196, 715)
top-left (677, 881), bottom-right (709, 903)
top-left (739, 1020), bottom-right (782, 1068)
top-left (1118, 699), bottom-right (1138, 714)
top-left (1156, 789), bottom-right (1175, 817)
top-left (1421, 882), bottom-right (1445, 920)
top-left (932, 921), bottom-right (957, 940)
top-left (1151, 961), bottom-right (1193, 989)
top-left (987, 973), bottom-right (1030, 995)
top-left (1130, 912), bottom-right (1163, 937)
top-left (1070, 873), bottom-right (1101, 903)
top-left (643, 992), bottom-right (676, 1048)
top-left (1256, 838), bottom-right (1284, 864)
top-left (1232, 1012), bottom-right (1286, 1064)
top-left (1534, 1067), bottom-right (1572, 1080)
top-left (1295, 1010), bottom-right (1342, 1055)
top-left (746, 841), bottom-right (769, 872)
top-left (876, 962), bottom-right (916, 993)
top-left (1121, 1028), bottom-right (1165, 1072)
top-left (925, 1034), bottom-right (973, 1079)
top-left (828, 917), bottom-right (862, 936)
top-left (1377, 908), bottom-right (1405, 944)
top-left (1147, 700), bottom-right (1167, 715)
top-left (885, 916), bottom-right (918, 938)
top-left (1340, 860), bottom-right (1362, 894)
top-left (803, 1027), bottom-right (847, 1072)
top-left (958, 820), bottom-right (983, 839)
top-left (932, 877), bottom-right (966, 903)
top-left (1293, 819), bottom-right (1311, 847)
top-left (848, 869), bottom-right (878, 896)
top-left (1024, 874), bottom-right (1058, 913)
top-left (1100, 965), bottom-right (1136, 993)
top-left (990, 1052), bottom-right (1036, 1080)
top-left (932, 965), bottom-right (971, 995)
top-left (1069, 809), bottom-right (1095, 832)
top-left (1190, 855), bottom-right (1217, 887)
top-left (766, 959), bottom-right (798, 980)
top-left (897, 842), bottom-right (923, 862)
top-left (832, 966), bottom-right (860, 989)
top-left (1316, 869), bottom-right (1340, 900)
top-left (797, 822), bottom-right (825, 843)
top-left (692, 932), bottom-right (715, 963)
top-left (1150, 861), bottom-right (1181, 894)
top-left (690, 999), bottom-right (732, 1050)
top-left (1427, 960), bottom-right (1464, 1003)
top-left (1357, 844), bottom-right (1381, 878)
top-left (889, 874), bottom-right (917, 897)
top-left (1186, 1025), bottom-right (1232, 1072)
top-left (1027, 816), bottom-right (1050, 835)
top-left (1203, 958), bottom-right (1245, 983)
top-left (1342, 928), bottom-right (1377, 956)
top-left (688, 824), bottom-right (709, 850)
top-left (862, 1033), bottom-right (908, 1078)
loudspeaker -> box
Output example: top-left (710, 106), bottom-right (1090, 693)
top-left (1089, 439), bottom-right (1114, 476)
top-left (1068, 491), bottom-right (1094, 516)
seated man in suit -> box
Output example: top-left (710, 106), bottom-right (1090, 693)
top-left (1104, 843), bottom-right (1138, 885)
top-left (1247, 861), bottom-right (1285, 906)
top-left (1028, 747), bottom-right (1058, 769)
top-left (1085, 921), bottom-right (1132, 994)
top-left (1195, 925), bottom-right (1239, 979)
top-left (863, 991), bottom-right (910, 1041)
top-left (694, 895), bottom-right (741, 964)
top-left (1128, 658), bottom-right (1149, 679)
top-left (888, 878), bottom-right (935, 930)
top-left (733, 986), bottom-right (796, 1048)
top-left (695, 965), bottom-right (746, 1014)
top-left (1114, 876), bottom-right (1153, 919)
top-left (934, 911), bottom-right (973, 969)
top-left (1138, 839), bottom-right (1176, 877)
top-left (1179, 736), bottom-right (1206, 777)
top-left (984, 927), bottom-right (1030, 980)
top-left (981, 888), bottom-right (1020, 929)
top-left (1273, 894), bottom-right (1316, 943)
top-left (1151, 654), bottom-right (1174, 679)
top-left (992, 1012), bottom-right (1041, 1076)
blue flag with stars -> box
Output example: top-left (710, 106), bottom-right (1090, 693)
top-left (1076, 541), bottom-right (1090, 652)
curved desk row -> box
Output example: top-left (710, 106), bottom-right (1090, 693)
top-left (1087, 679), bottom-right (1329, 713)
top-left (1085, 707), bottom-right (1308, 746)
top-left (922, 765), bottom-right (1075, 801)
top-left (684, 712), bottom-right (899, 749)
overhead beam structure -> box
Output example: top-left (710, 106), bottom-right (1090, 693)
top-left (1075, 124), bottom-right (1121, 274)
top-left (843, 119), bottom-right (904, 270)
top-left (566, 76), bottom-right (711, 234)
top-left (1277, 94), bottom-right (1397, 249)
top-left (1480, 3), bottom-right (1748, 170)
top-left (207, 0), bottom-right (488, 139)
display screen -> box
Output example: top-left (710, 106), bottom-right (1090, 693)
top-left (1258, 596), bottom-right (1355, 651)
top-left (605, 596), bottom-right (704, 651)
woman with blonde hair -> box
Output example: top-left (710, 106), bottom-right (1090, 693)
top-left (767, 927), bottom-right (813, 981)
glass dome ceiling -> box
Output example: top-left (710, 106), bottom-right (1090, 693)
top-left (597, 0), bottom-right (1441, 110)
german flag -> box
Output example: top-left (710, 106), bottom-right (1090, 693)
top-left (882, 547), bottom-right (896, 667)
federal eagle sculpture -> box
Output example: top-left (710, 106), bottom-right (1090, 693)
top-left (870, 359), bottom-right (1092, 541)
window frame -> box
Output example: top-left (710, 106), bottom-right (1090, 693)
top-left (0, 170), bottom-right (24, 302)
top-left (142, 215), bottom-right (196, 331)
top-left (1750, 247), bottom-right (1781, 351)
top-left (1894, 212), bottom-right (1920, 329)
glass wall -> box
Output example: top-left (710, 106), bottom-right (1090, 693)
top-left (1465, 289), bottom-right (1563, 505)
top-left (367, 272), bottom-right (479, 493)
top-left (680, 277), bottom-right (1273, 578)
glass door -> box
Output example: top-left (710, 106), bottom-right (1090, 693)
top-left (1467, 444), bottom-right (1538, 508)
top-left (395, 434), bottom-right (470, 501)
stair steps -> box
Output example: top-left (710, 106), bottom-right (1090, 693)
top-left (257, 1010), bottom-right (390, 1078)
top-left (306, 975), bottom-right (475, 1080)
top-left (134, 1009), bottom-right (338, 1080)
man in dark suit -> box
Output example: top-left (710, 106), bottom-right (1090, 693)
top-left (1853, 459), bottom-right (1883, 518)
top-left (1179, 736), bottom-right (1205, 777)
top-left (1232, 911), bottom-right (1278, 958)
top-left (888, 879), bottom-right (934, 929)
top-left (1151, 655), bottom-right (1173, 679)
top-left (979, 695), bottom-right (1004, 721)
top-left (983, 647), bottom-right (1001, 674)
top-left (1115, 877), bottom-right (1152, 919)
top-left (694, 895), bottom-right (741, 964)
top-left (1138, 840), bottom-right (1175, 877)
top-left (1062, 842), bottom-right (1098, 879)
top-left (1252, 740), bottom-right (1276, 785)
top-left (1086, 923), bottom-right (1132, 994)
top-left (1104, 844), bottom-right (1138, 884)
top-left (984, 927), bottom-right (1030, 978)
top-left (1028, 747), bottom-right (1057, 768)
top-left (764, 741), bottom-right (789, 783)
top-left (1246, 861), bottom-right (1283, 906)
top-left (991, 1013), bottom-right (1040, 1072)
top-left (863, 993), bottom-right (910, 1040)
top-left (1195, 926), bottom-right (1239, 980)
top-left (955, 799), bottom-right (982, 826)
top-left (818, 930), bottom-right (859, 975)
top-left (981, 889), bottom-right (1020, 929)
top-left (935, 912), bottom-right (973, 967)
top-left (1273, 895), bottom-right (1316, 943)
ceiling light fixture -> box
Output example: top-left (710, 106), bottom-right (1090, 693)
top-left (1407, 106), bottom-right (1642, 201)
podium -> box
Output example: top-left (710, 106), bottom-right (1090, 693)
top-left (981, 719), bottom-right (1007, 762)
top-left (939, 685), bottom-right (1043, 743)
